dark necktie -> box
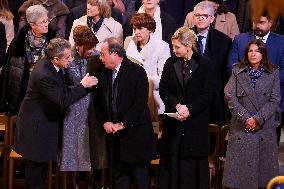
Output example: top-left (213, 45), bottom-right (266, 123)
top-left (197, 35), bottom-right (205, 55)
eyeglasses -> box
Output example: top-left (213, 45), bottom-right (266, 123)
top-left (35, 19), bottom-right (50, 26)
top-left (193, 14), bottom-right (212, 20)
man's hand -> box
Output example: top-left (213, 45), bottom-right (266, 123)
top-left (103, 122), bottom-right (114, 133)
top-left (80, 73), bottom-right (98, 88)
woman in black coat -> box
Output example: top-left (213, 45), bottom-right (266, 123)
top-left (159, 27), bottom-right (215, 189)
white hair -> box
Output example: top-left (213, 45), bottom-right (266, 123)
top-left (193, 1), bottom-right (215, 16)
top-left (26, 4), bottom-right (48, 24)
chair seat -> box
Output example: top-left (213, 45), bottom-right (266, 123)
top-left (10, 149), bottom-right (22, 158)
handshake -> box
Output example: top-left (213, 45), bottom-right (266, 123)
top-left (80, 73), bottom-right (98, 88)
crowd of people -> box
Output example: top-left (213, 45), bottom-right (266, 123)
top-left (0, 0), bottom-right (284, 189)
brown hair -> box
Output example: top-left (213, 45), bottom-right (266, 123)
top-left (73, 25), bottom-right (99, 49)
top-left (87, 0), bottom-right (111, 18)
top-left (0, 0), bottom-right (13, 19)
top-left (130, 13), bottom-right (156, 32)
top-left (240, 39), bottom-right (273, 71)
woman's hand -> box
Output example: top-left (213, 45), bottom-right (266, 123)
top-left (176, 103), bottom-right (190, 118)
top-left (245, 117), bottom-right (260, 132)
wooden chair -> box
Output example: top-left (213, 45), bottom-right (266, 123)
top-left (7, 115), bottom-right (53, 189)
top-left (0, 113), bottom-right (9, 188)
top-left (208, 123), bottom-right (220, 189)
top-left (267, 176), bottom-right (284, 189)
top-left (219, 124), bottom-right (230, 189)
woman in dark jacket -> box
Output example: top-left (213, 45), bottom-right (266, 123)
top-left (159, 27), bottom-right (215, 189)
top-left (0, 4), bottom-right (56, 115)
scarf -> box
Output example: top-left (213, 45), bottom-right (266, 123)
top-left (248, 66), bottom-right (264, 88)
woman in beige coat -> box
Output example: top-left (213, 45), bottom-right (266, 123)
top-left (69, 0), bottom-right (123, 51)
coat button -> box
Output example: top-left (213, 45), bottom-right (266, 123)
top-left (260, 138), bottom-right (264, 141)
top-left (182, 133), bottom-right (185, 136)
top-left (237, 138), bottom-right (241, 140)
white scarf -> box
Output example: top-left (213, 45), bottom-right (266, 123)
top-left (137, 5), bottom-right (163, 40)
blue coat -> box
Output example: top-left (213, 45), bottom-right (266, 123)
top-left (227, 32), bottom-right (284, 111)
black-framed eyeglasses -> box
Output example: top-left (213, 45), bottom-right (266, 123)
top-left (193, 14), bottom-right (212, 20)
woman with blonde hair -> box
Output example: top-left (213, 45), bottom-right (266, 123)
top-left (69, 0), bottom-right (123, 51)
top-left (0, 0), bottom-right (14, 50)
top-left (159, 27), bottom-right (215, 189)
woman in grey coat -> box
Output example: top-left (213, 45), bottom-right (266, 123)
top-left (223, 39), bottom-right (280, 189)
top-left (60, 25), bottom-right (98, 188)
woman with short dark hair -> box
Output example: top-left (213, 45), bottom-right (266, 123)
top-left (60, 25), bottom-right (99, 188)
top-left (124, 13), bottom-right (170, 119)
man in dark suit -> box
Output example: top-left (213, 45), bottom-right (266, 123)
top-left (192, 1), bottom-right (231, 126)
top-left (95, 37), bottom-right (156, 189)
top-left (13, 38), bottom-right (98, 189)
top-left (227, 13), bottom-right (284, 144)
top-left (65, 2), bottom-right (123, 39)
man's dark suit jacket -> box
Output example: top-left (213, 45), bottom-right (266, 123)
top-left (65, 3), bottom-right (123, 39)
top-left (195, 26), bottom-right (232, 125)
top-left (14, 57), bottom-right (88, 162)
top-left (95, 58), bottom-right (156, 163)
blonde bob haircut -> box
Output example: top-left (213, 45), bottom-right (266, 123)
top-left (171, 27), bottom-right (198, 52)
top-left (87, 0), bottom-right (111, 18)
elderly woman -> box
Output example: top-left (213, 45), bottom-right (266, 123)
top-left (159, 27), bottom-right (215, 189)
top-left (60, 25), bottom-right (99, 188)
top-left (18, 0), bottom-right (69, 38)
top-left (223, 39), bottom-right (280, 189)
top-left (69, 0), bottom-right (123, 51)
top-left (124, 13), bottom-right (170, 118)
top-left (0, 4), bottom-right (56, 115)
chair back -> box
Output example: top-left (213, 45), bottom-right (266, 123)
top-left (220, 124), bottom-right (230, 158)
top-left (267, 176), bottom-right (284, 189)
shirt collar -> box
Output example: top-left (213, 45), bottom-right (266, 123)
top-left (54, 65), bottom-right (60, 72)
top-left (114, 63), bottom-right (121, 73)
top-left (197, 30), bottom-right (209, 39)
top-left (255, 31), bottom-right (270, 43)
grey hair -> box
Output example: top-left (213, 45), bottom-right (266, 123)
top-left (103, 37), bottom-right (125, 57)
top-left (47, 38), bottom-right (71, 59)
top-left (193, 1), bottom-right (215, 16)
top-left (26, 4), bottom-right (48, 24)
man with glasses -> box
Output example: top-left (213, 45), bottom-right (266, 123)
top-left (192, 1), bottom-right (231, 126)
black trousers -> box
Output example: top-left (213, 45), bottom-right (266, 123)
top-left (112, 162), bottom-right (151, 189)
top-left (159, 155), bottom-right (209, 189)
top-left (25, 160), bottom-right (48, 189)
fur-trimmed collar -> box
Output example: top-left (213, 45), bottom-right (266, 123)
top-left (9, 24), bottom-right (56, 57)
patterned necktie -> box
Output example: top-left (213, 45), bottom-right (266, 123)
top-left (197, 35), bottom-right (205, 55)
